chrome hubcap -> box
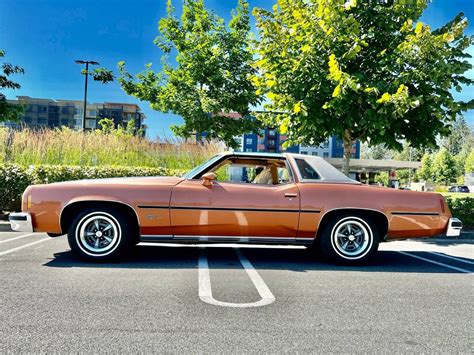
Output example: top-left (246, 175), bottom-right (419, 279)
top-left (332, 219), bottom-right (371, 258)
top-left (78, 214), bottom-right (119, 254)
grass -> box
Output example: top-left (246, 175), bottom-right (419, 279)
top-left (0, 127), bottom-right (223, 170)
top-left (440, 192), bottom-right (474, 200)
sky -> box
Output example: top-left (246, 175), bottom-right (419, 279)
top-left (1, 0), bottom-right (473, 139)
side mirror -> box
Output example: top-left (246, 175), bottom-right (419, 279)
top-left (202, 172), bottom-right (217, 186)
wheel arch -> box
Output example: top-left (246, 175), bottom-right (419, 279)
top-left (60, 199), bottom-right (140, 236)
top-left (316, 208), bottom-right (389, 241)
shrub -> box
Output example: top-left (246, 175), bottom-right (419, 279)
top-left (0, 164), bottom-right (185, 212)
top-left (445, 196), bottom-right (474, 228)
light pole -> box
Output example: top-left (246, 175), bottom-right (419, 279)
top-left (75, 60), bottom-right (99, 131)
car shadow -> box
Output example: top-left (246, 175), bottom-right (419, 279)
top-left (43, 244), bottom-right (473, 274)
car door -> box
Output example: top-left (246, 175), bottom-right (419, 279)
top-left (169, 159), bottom-right (300, 239)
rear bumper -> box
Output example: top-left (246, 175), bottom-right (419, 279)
top-left (9, 212), bottom-right (33, 233)
top-left (446, 217), bottom-right (462, 237)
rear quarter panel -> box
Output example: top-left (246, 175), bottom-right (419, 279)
top-left (297, 183), bottom-right (449, 239)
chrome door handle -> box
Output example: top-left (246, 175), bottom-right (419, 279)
top-left (284, 193), bottom-right (298, 198)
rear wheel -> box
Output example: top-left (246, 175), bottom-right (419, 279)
top-left (319, 214), bottom-right (379, 264)
top-left (67, 208), bottom-right (135, 262)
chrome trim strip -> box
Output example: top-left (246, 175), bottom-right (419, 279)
top-left (59, 199), bottom-right (141, 234)
top-left (139, 235), bottom-right (313, 245)
top-left (300, 210), bottom-right (321, 214)
top-left (138, 206), bottom-right (321, 213)
top-left (140, 235), bottom-right (174, 242)
top-left (317, 207), bottom-right (390, 236)
top-left (171, 206), bottom-right (299, 213)
top-left (391, 211), bottom-right (440, 216)
top-left (137, 205), bottom-right (168, 209)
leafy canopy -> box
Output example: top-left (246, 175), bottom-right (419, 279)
top-left (253, 0), bottom-right (474, 154)
top-left (0, 50), bottom-right (25, 122)
top-left (118, 0), bottom-right (260, 147)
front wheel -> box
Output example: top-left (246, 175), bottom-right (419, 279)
top-left (319, 214), bottom-right (379, 265)
top-left (67, 208), bottom-right (135, 262)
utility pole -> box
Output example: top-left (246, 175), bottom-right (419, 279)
top-left (75, 60), bottom-right (99, 131)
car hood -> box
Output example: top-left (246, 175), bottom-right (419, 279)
top-left (45, 175), bottom-right (185, 188)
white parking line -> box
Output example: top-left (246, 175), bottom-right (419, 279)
top-left (430, 252), bottom-right (474, 265)
top-left (0, 238), bottom-right (50, 257)
top-left (198, 247), bottom-right (276, 308)
top-left (396, 251), bottom-right (473, 274)
top-left (0, 233), bottom-right (36, 245)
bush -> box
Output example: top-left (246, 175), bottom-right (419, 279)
top-left (0, 164), bottom-right (185, 213)
top-left (445, 196), bottom-right (474, 228)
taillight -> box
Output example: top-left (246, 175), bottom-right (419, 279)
top-left (439, 198), bottom-right (445, 213)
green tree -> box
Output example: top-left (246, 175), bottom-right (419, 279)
top-left (90, 68), bottom-right (114, 84)
top-left (432, 148), bottom-right (458, 184)
top-left (418, 153), bottom-right (434, 182)
top-left (360, 142), bottom-right (393, 160)
top-left (0, 50), bottom-right (25, 121)
top-left (97, 118), bottom-right (115, 134)
top-left (253, 0), bottom-right (473, 175)
top-left (465, 149), bottom-right (474, 174)
top-left (118, 0), bottom-right (260, 148)
top-left (439, 117), bottom-right (474, 156)
top-left (455, 147), bottom-right (470, 177)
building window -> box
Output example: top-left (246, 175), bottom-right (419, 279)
top-left (38, 106), bottom-right (47, 113)
top-left (85, 119), bottom-right (96, 129)
top-left (323, 140), bottom-right (329, 148)
top-left (246, 148), bottom-right (253, 152)
top-left (301, 151), bottom-right (308, 155)
top-left (323, 152), bottom-right (329, 158)
top-left (312, 152), bottom-right (318, 156)
top-left (37, 118), bottom-right (47, 125)
top-left (246, 138), bottom-right (253, 145)
top-left (88, 110), bottom-right (97, 117)
top-left (268, 129), bottom-right (276, 136)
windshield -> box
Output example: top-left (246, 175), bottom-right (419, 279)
top-left (183, 154), bottom-right (223, 179)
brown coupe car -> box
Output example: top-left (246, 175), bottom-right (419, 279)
top-left (10, 152), bottom-right (462, 263)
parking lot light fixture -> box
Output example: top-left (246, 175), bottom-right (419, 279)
top-left (75, 60), bottom-right (100, 131)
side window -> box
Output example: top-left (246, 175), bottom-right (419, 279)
top-left (295, 159), bottom-right (320, 180)
top-left (212, 159), bottom-right (293, 185)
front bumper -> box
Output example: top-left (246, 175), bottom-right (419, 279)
top-left (446, 217), bottom-right (462, 237)
top-left (9, 212), bottom-right (33, 233)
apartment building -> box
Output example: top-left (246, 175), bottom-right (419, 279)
top-left (3, 97), bottom-right (76, 129)
top-left (299, 136), bottom-right (360, 159)
top-left (3, 96), bottom-right (147, 136)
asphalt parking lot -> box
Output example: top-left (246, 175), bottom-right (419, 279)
top-left (0, 231), bottom-right (472, 353)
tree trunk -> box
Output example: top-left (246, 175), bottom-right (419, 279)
top-left (342, 130), bottom-right (352, 176)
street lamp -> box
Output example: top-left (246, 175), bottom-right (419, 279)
top-left (75, 60), bottom-right (100, 131)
